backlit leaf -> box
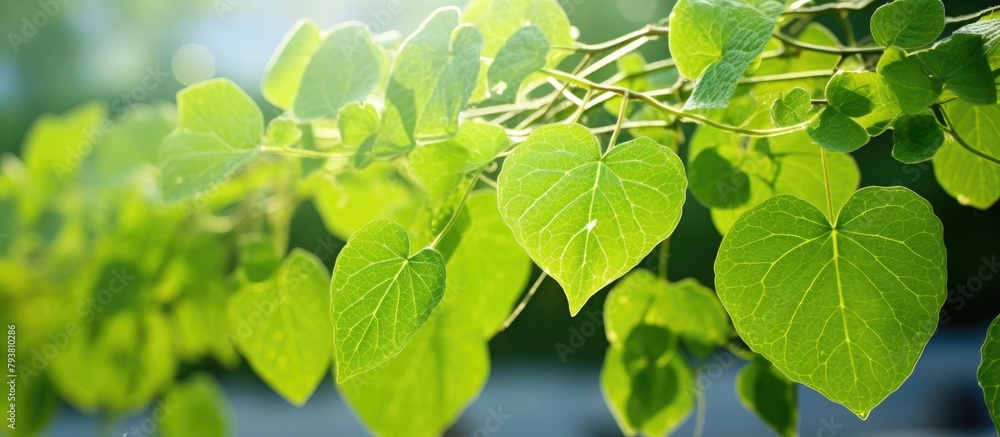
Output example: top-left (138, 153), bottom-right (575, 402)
top-left (293, 23), bottom-right (386, 121)
top-left (670, 0), bottom-right (784, 109)
top-left (870, 0), bottom-right (945, 50)
top-left (891, 112), bottom-right (944, 164)
top-left (716, 187), bottom-right (946, 418)
top-left (497, 124), bottom-right (687, 315)
top-left (330, 219), bottom-right (446, 382)
top-left (487, 25), bottom-right (550, 102)
top-left (158, 79), bottom-right (264, 202)
top-left (262, 19), bottom-right (323, 109)
top-left (736, 357), bottom-right (798, 437)
top-left (228, 249), bottom-right (332, 405)
top-left (933, 101), bottom-right (1000, 209)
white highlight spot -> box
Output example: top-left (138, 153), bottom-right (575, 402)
top-left (172, 44), bottom-right (216, 86)
top-left (585, 219), bottom-right (597, 232)
top-left (617, 0), bottom-right (659, 24)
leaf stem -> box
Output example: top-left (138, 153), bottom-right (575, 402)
top-left (608, 91), bottom-right (630, 148)
top-left (781, 0), bottom-right (877, 16)
top-left (946, 5), bottom-right (1000, 24)
top-left (259, 146), bottom-right (353, 160)
top-left (820, 148), bottom-right (837, 222)
top-left (773, 31), bottom-right (883, 55)
top-left (477, 172), bottom-right (498, 189)
top-left (543, 68), bottom-right (809, 138)
top-left (658, 239), bottom-right (670, 280)
top-left (939, 106), bottom-right (1000, 165)
top-left (501, 271), bottom-right (548, 331)
top-left (557, 25), bottom-right (670, 54)
top-left (429, 171), bottom-right (481, 250)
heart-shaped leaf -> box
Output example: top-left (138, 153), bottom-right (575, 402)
top-left (497, 123), bottom-right (686, 315)
top-left (227, 249), bottom-right (332, 405)
top-left (330, 219), bottom-right (446, 382)
top-left (716, 187), bottom-right (946, 418)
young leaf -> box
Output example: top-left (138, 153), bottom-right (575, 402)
top-left (689, 130), bottom-right (861, 235)
top-left (877, 47), bottom-right (942, 114)
top-left (311, 163), bottom-right (425, 240)
top-left (373, 8), bottom-right (484, 154)
top-left (933, 101), bottom-right (1000, 209)
top-left (605, 270), bottom-right (733, 355)
top-left (870, 0), bottom-right (945, 50)
top-left (227, 249), bottom-right (332, 405)
top-left (261, 19), bottom-right (323, 109)
top-left (807, 107), bottom-right (871, 153)
top-left (891, 112), bottom-right (944, 163)
top-left (330, 219), bottom-right (446, 382)
top-left (918, 33), bottom-right (997, 106)
top-left (736, 357), bottom-right (798, 437)
top-left (293, 23), bottom-right (386, 121)
top-left (337, 102), bottom-right (380, 147)
top-left (716, 187), bottom-right (946, 418)
top-left (979, 314), bottom-right (1000, 435)
top-left (771, 88), bottom-right (813, 128)
top-left (158, 79), bottom-right (264, 202)
top-left (497, 124), bottom-right (687, 315)
top-left (487, 25), bottom-right (550, 102)
top-left (161, 374), bottom-right (231, 437)
top-left (826, 72), bottom-right (882, 118)
top-left (264, 117), bottom-right (301, 149)
top-left (669, 0), bottom-right (784, 109)
top-left (407, 121), bottom-right (509, 201)
top-left (601, 325), bottom-right (694, 437)
top-left (462, 0), bottom-right (572, 64)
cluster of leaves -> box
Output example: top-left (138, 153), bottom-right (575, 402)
top-left (4, 0), bottom-right (1000, 436)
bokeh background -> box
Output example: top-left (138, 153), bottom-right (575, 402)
top-left (1, 0), bottom-right (999, 435)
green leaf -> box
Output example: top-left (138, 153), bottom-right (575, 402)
top-left (406, 121), bottom-right (509, 201)
top-left (337, 102), bottom-right (380, 147)
top-left (264, 117), bottom-right (301, 148)
top-left (228, 249), bottom-right (332, 405)
top-left (954, 18), bottom-right (1000, 83)
top-left (980, 314), bottom-right (1000, 435)
top-left (918, 33), bottom-right (998, 106)
top-left (716, 187), bottom-right (946, 418)
top-left (161, 374), bottom-right (231, 437)
top-left (312, 162), bottom-right (425, 240)
top-left (441, 191), bottom-right (531, 337)
top-left (339, 311), bottom-right (488, 437)
top-left (293, 23), bottom-right (386, 121)
top-left (891, 112), bottom-right (944, 163)
top-left (933, 101), bottom-right (1000, 209)
top-left (669, 0), bottom-right (784, 109)
top-left (21, 101), bottom-right (107, 191)
top-left (158, 79), bottom-right (264, 202)
top-left (339, 193), bottom-right (523, 434)
top-left (463, 0), bottom-right (573, 63)
top-left (602, 325), bottom-right (694, 436)
top-left (487, 25), bottom-right (550, 102)
top-left (688, 130), bottom-right (861, 235)
top-left (84, 105), bottom-right (173, 187)
top-left (605, 270), bottom-right (733, 354)
top-left (736, 357), bottom-right (798, 437)
top-left (497, 124), bottom-right (687, 315)
top-left (771, 88), bottom-right (814, 127)
top-left (373, 8), bottom-right (484, 154)
top-left (262, 19), bottom-right (323, 109)
top-left (330, 219), bottom-right (446, 382)
top-left (870, 0), bottom-right (945, 50)
top-left (807, 107), bottom-right (871, 153)
top-left (826, 72), bottom-right (882, 118)
top-left (877, 47), bottom-right (942, 114)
